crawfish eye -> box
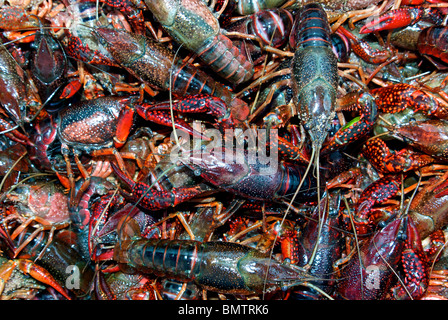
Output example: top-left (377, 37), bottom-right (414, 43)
top-left (194, 169), bottom-right (202, 176)
top-left (378, 220), bottom-right (387, 228)
top-left (397, 230), bottom-right (407, 241)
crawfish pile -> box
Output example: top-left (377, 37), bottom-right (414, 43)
top-left (1, 0), bottom-right (448, 301)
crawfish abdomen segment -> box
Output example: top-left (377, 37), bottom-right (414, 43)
top-left (118, 238), bottom-right (202, 281)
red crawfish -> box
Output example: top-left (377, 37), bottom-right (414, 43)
top-left (2, 180), bottom-right (72, 260)
top-left (46, 92), bottom-right (233, 208)
top-left (144, 0), bottom-right (254, 85)
top-left (113, 216), bottom-right (320, 295)
top-left (53, 95), bottom-right (137, 207)
top-left (383, 119), bottom-right (448, 161)
top-left (417, 26), bottom-right (448, 69)
top-left (359, 6), bottom-right (448, 68)
top-left (337, 215), bottom-right (429, 300)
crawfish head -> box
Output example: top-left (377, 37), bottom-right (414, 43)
top-left (298, 81), bottom-right (336, 149)
top-left (5, 181), bottom-right (70, 223)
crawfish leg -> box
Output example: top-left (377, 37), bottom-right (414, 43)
top-left (69, 149), bottom-right (93, 207)
top-left (61, 144), bottom-right (76, 208)
top-left (322, 92), bottom-right (377, 154)
top-left (91, 147), bottom-right (129, 178)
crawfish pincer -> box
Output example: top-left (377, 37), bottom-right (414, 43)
top-left (337, 215), bottom-right (428, 300)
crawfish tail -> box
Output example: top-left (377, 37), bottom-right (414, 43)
top-left (195, 33), bottom-right (254, 84)
top-left (93, 27), bottom-right (249, 121)
top-left (275, 162), bottom-right (324, 200)
top-left (117, 237), bottom-right (203, 281)
top-left (290, 3), bottom-right (332, 49)
top-left (30, 17), bottom-right (67, 106)
top-left (144, 0), bottom-right (253, 84)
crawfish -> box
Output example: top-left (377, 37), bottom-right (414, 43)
top-left (2, 179), bottom-right (72, 259)
top-left (337, 215), bottom-right (429, 300)
top-left (295, 191), bottom-right (344, 297)
top-left (280, 2), bottom-right (339, 203)
top-left (417, 26), bottom-right (448, 69)
top-left (29, 16), bottom-right (69, 111)
top-left (0, 37), bottom-right (31, 130)
top-left (92, 27), bottom-right (249, 123)
top-left (291, 3), bottom-right (338, 152)
top-left (384, 119), bottom-right (448, 161)
top-left (114, 216), bottom-right (316, 295)
top-left (144, 0), bottom-right (254, 85)
top-left (254, 3), bottom-right (340, 180)
top-left (181, 146), bottom-right (323, 202)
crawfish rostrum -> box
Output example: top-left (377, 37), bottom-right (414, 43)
top-left (0, 0), bottom-right (448, 302)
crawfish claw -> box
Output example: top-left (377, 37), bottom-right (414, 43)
top-left (360, 7), bottom-right (424, 34)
